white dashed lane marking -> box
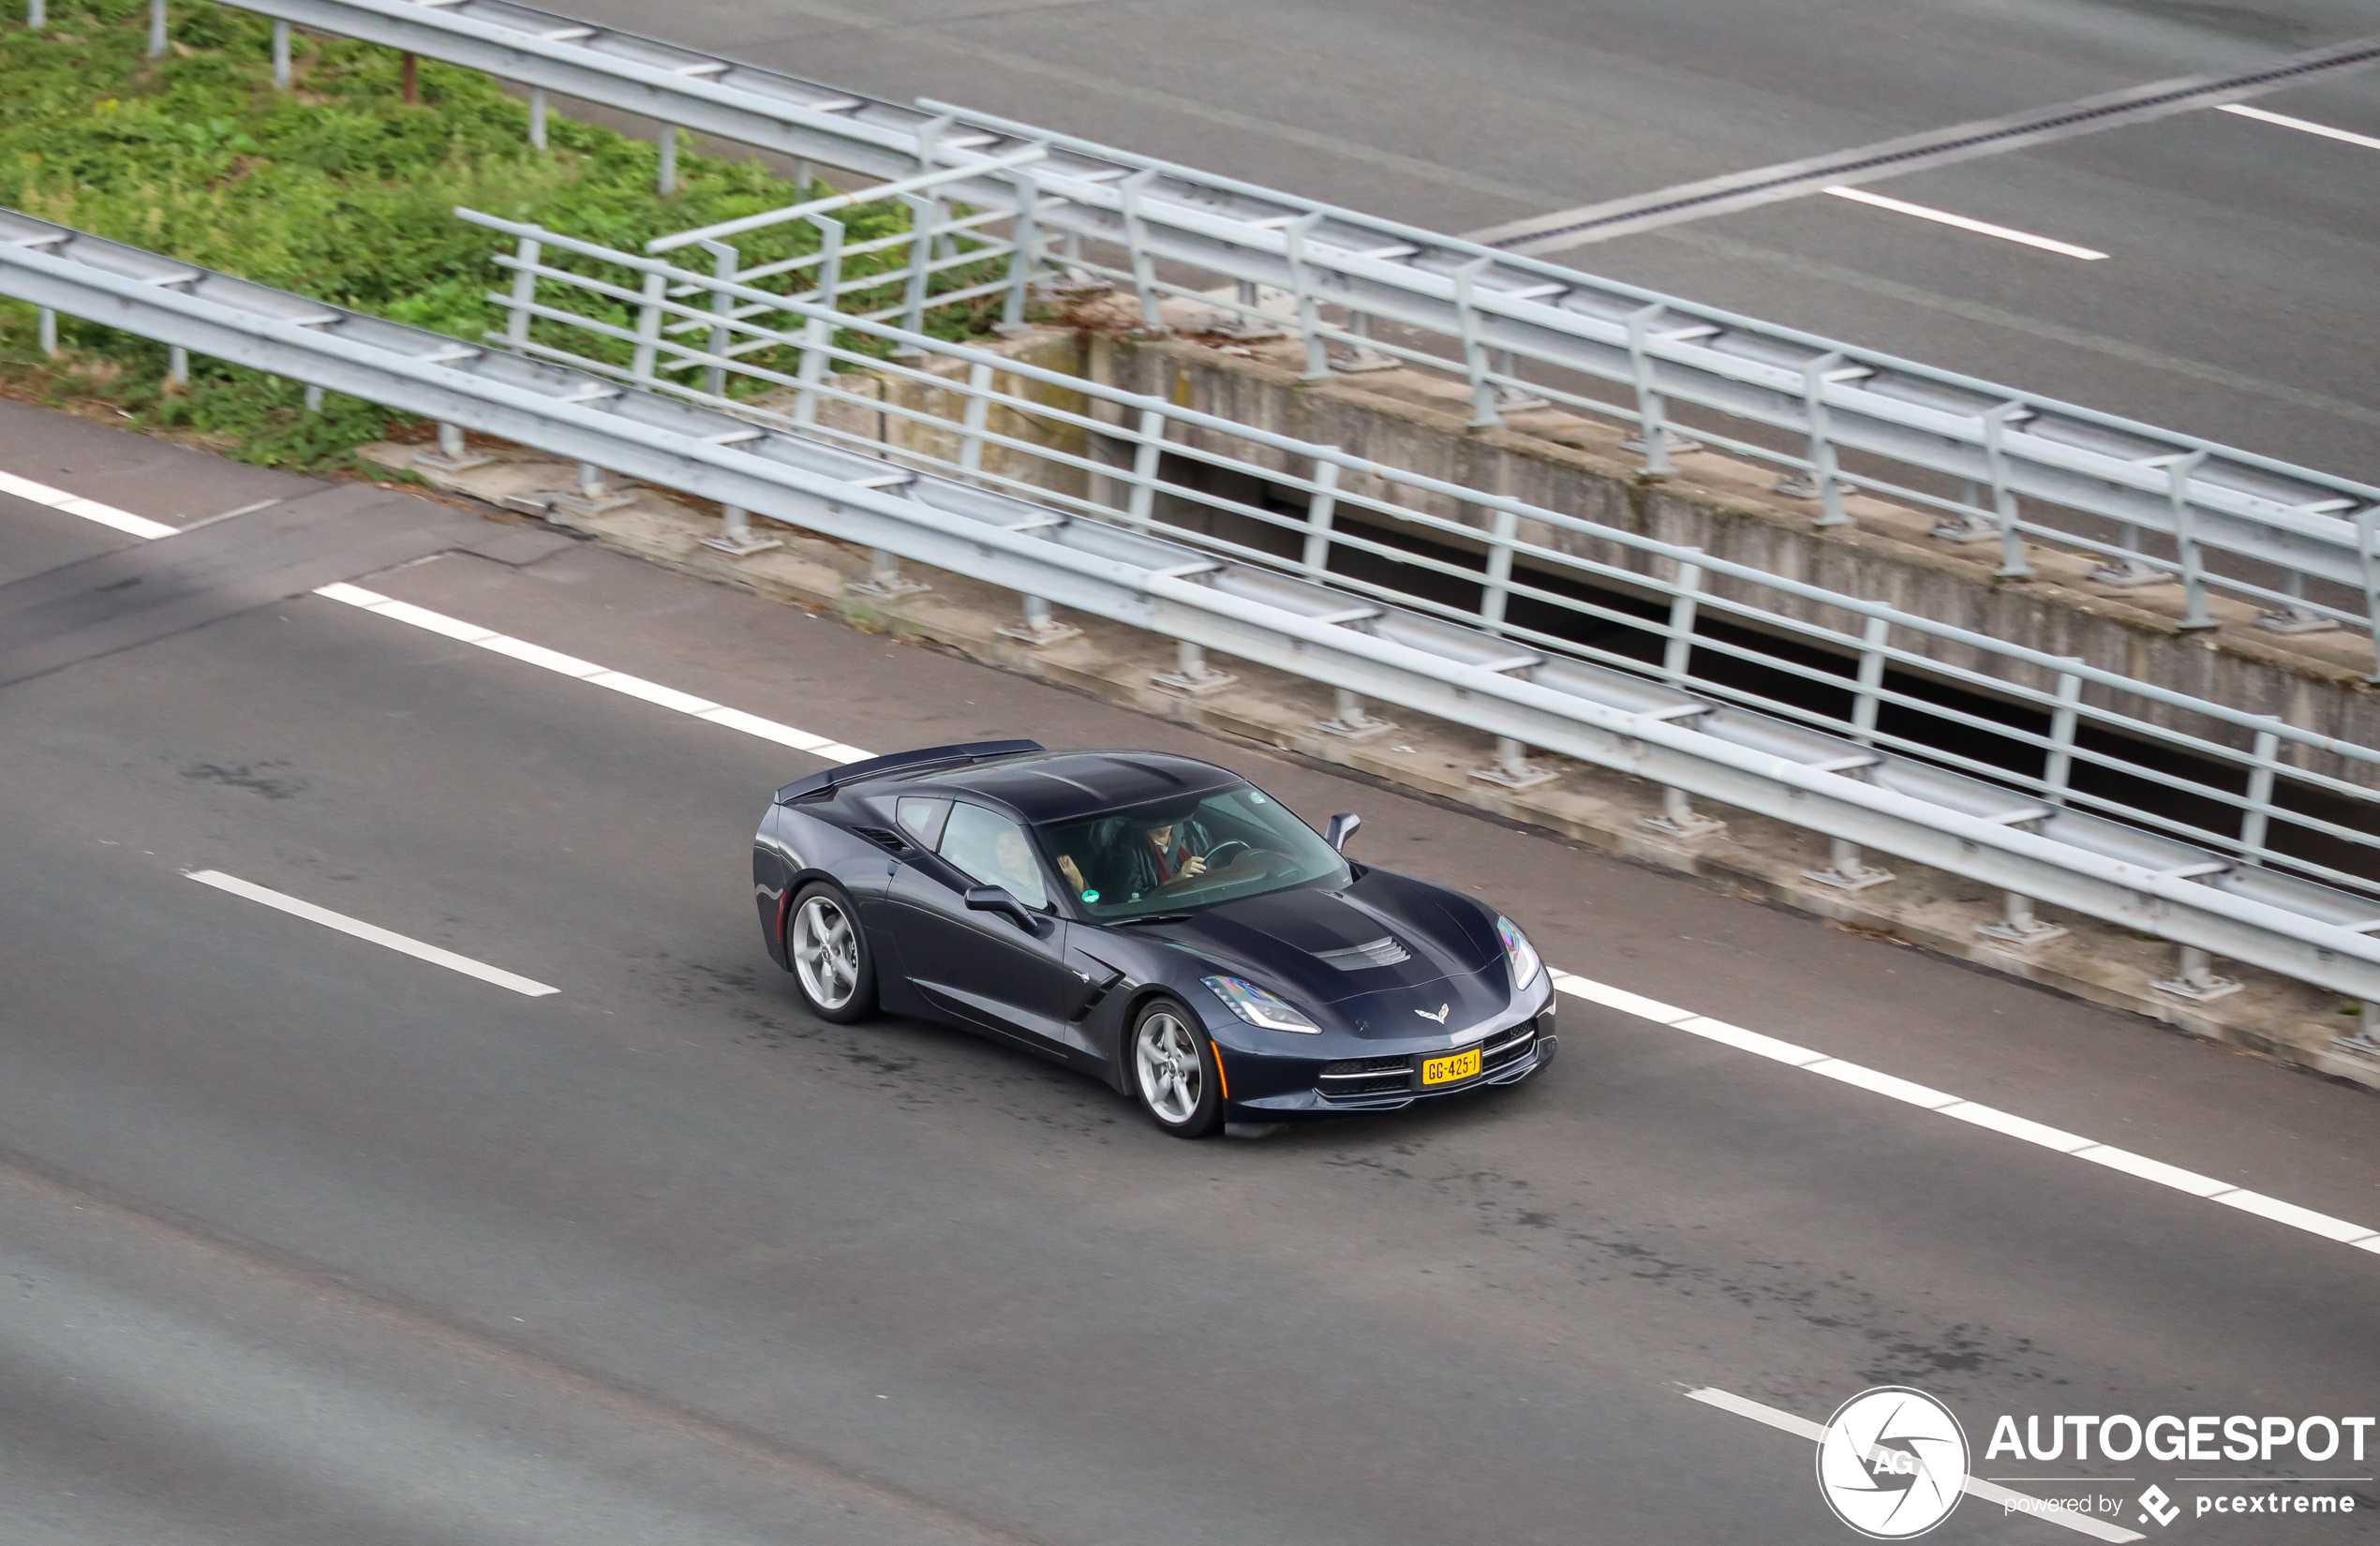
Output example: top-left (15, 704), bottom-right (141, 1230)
top-left (1822, 186), bottom-right (2111, 260)
top-left (186, 870), bottom-right (559, 997)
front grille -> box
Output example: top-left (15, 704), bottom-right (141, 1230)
top-left (1318, 1053), bottom-right (1414, 1099)
top-left (1480, 1021), bottom-right (1537, 1073)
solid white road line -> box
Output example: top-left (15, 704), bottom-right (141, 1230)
top-left (2218, 102), bottom-right (2380, 154)
top-left (1682, 1387), bottom-right (2146, 1542)
top-left (1552, 969), bottom-right (2380, 1257)
top-left (15, 468), bottom-right (2376, 1264)
top-left (1822, 186), bottom-right (2111, 260)
top-left (186, 870), bottom-right (559, 997)
top-left (0, 468), bottom-right (179, 540)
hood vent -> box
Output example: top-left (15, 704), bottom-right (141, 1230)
top-left (1313, 935), bottom-right (1411, 971)
top-left (851, 825), bottom-right (910, 855)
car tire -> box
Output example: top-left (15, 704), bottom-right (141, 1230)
top-left (1128, 996), bottom-right (1225, 1139)
top-left (785, 881), bottom-right (878, 1023)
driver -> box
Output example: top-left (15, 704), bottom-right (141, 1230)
top-left (1055, 808), bottom-right (1218, 900)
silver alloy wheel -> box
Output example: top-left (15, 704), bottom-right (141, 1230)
top-left (1134, 1010), bottom-right (1203, 1124)
top-left (791, 895), bottom-right (859, 1011)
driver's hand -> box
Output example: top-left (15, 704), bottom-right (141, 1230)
top-left (1179, 855), bottom-right (1208, 879)
top-left (1057, 855), bottom-right (1086, 892)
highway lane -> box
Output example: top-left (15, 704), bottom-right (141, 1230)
top-left (532, 0), bottom-right (2380, 478)
top-left (5, 411), bottom-right (2380, 1540)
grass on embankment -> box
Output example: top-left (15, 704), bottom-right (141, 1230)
top-left (0, 1), bottom-right (950, 472)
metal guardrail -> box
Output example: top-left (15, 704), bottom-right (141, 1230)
top-left (136, 0), bottom-right (2380, 663)
top-left (10, 207), bottom-right (2380, 1013)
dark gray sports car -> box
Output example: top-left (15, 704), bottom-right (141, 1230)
top-left (751, 740), bottom-right (1555, 1137)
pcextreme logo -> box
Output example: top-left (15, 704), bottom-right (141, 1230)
top-left (1816, 1387), bottom-right (1969, 1539)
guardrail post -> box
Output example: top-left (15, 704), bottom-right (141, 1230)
top-left (167, 345), bottom-right (188, 387)
top-left (1661, 551), bottom-right (1703, 687)
top-left (148, 0), bottom-right (165, 59)
top-left (304, 383), bottom-right (323, 413)
top-left (528, 88), bottom-right (547, 150)
top-left (699, 504), bottom-right (781, 557)
top-left (791, 215), bottom-right (844, 426)
top-left (502, 234), bottom-right (541, 351)
top-left (415, 421), bottom-right (492, 473)
top-left (999, 166), bottom-right (1044, 332)
top-left (1301, 460), bottom-right (1340, 579)
top-left (1622, 305), bottom-right (1697, 475)
top-left (28, 0), bottom-right (43, 30)
top-left (1773, 352), bottom-right (1852, 528)
top-left (1455, 257), bottom-right (1498, 427)
top-left (1331, 309), bottom-right (1397, 374)
top-left (1480, 505), bottom-right (1518, 631)
top-left (1851, 614), bottom-right (1889, 745)
top-left (894, 192), bottom-right (937, 344)
top-left (849, 541), bottom-right (930, 599)
top-left (1642, 785), bottom-right (1725, 841)
top-left (1284, 213), bottom-right (1330, 379)
top-left (2166, 450), bottom-right (2216, 630)
top-left (629, 268), bottom-right (667, 387)
top-left (1473, 736), bottom-right (1555, 791)
top-left (2254, 567), bottom-right (2337, 634)
top-left (558, 461), bottom-right (632, 516)
top-left (270, 20), bottom-right (290, 87)
top-left (2089, 521), bottom-right (2165, 587)
top-left (958, 361), bottom-right (994, 484)
top-left (1312, 687), bottom-right (1393, 740)
top-left (1000, 593), bottom-right (1082, 647)
top-left (1976, 891), bottom-right (2066, 947)
top-left (656, 126), bottom-right (677, 196)
top-left (1806, 836), bottom-right (1893, 892)
top-left (694, 240), bottom-right (737, 398)
top-left (2359, 506), bottom-right (2380, 683)
top-left (1981, 401), bottom-right (2032, 578)
top-left (2155, 944), bottom-right (2240, 1002)
top-left (2239, 721), bottom-right (2282, 865)
top-left (1123, 407), bottom-right (1165, 530)
top-left (1119, 169), bottom-right (1167, 334)
top-left (2044, 662), bottom-right (2082, 805)
top-left (36, 307), bottom-right (56, 357)
top-left (1153, 641), bottom-right (1237, 696)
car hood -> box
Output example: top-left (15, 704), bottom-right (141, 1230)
top-left (1130, 868), bottom-right (1501, 1009)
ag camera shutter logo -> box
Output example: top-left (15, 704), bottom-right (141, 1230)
top-left (1816, 1387), bottom-right (1970, 1539)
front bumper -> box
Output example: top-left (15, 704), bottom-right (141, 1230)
top-left (1211, 982), bottom-right (1557, 1117)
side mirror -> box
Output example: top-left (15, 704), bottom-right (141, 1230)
top-left (1324, 811), bottom-right (1361, 854)
top-left (964, 884), bottom-right (1045, 935)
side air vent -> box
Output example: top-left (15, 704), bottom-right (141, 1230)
top-left (1313, 936), bottom-right (1411, 970)
top-left (851, 826), bottom-right (909, 855)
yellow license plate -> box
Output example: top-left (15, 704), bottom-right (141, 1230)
top-left (1421, 1047), bottom-right (1481, 1086)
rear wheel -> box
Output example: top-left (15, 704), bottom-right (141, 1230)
top-left (787, 882), bottom-right (877, 1023)
top-left (1130, 997), bottom-right (1225, 1138)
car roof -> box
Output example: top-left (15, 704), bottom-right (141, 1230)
top-left (888, 750), bottom-right (1245, 823)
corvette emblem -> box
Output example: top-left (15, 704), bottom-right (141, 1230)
top-left (1415, 1003), bottom-right (1450, 1024)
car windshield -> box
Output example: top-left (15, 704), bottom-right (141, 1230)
top-left (1035, 784), bottom-right (1347, 921)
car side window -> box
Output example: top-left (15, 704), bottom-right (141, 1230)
top-left (894, 795), bottom-right (952, 850)
top-left (939, 803), bottom-right (1050, 910)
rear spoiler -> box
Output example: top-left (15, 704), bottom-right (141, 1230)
top-left (775, 739), bottom-right (1045, 804)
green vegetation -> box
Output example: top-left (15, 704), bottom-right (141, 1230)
top-left (0, 0), bottom-right (988, 470)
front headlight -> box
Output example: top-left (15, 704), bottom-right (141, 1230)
top-left (1201, 975), bottom-right (1321, 1033)
top-left (1495, 916), bottom-right (1543, 989)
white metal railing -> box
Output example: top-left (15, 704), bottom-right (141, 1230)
top-left (11, 206), bottom-right (2380, 1014)
top-left (126, 0), bottom-right (2380, 667)
top-left (461, 204), bottom-right (2380, 900)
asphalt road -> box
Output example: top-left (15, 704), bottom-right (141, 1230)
top-left (536, 0), bottom-right (2380, 482)
top-left (6, 404), bottom-right (2380, 1541)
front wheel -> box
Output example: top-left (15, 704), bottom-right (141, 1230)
top-left (786, 882), bottom-right (878, 1023)
top-left (1129, 998), bottom-right (1225, 1138)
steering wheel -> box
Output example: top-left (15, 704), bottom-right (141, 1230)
top-left (1202, 839), bottom-right (1254, 869)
